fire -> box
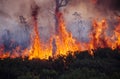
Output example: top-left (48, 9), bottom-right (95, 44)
top-left (10, 46), bottom-right (21, 58)
top-left (0, 52), bottom-right (10, 59)
top-left (22, 12), bottom-right (81, 59)
top-left (0, 11), bottom-right (120, 60)
top-left (89, 19), bottom-right (108, 49)
top-left (85, 19), bottom-right (107, 55)
top-left (114, 18), bottom-right (120, 49)
top-left (53, 12), bottom-right (81, 56)
top-left (0, 45), bottom-right (5, 58)
top-left (28, 16), bottom-right (52, 60)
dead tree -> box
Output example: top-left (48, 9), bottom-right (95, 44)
top-left (19, 16), bottom-right (30, 33)
top-left (19, 16), bottom-right (27, 24)
top-left (55, 0), bottom-right (69, 12)
top-left (52, 0), bottom-right (70, 56)
top-left (55, 0), bottom-right (70, 34)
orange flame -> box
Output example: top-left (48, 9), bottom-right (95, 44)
top-left (28, 16), bottom-right (52, 60)
top-left (54, 12), bottom-right (81, 56)
top-left (114, 18), bottom-right (120, 49)
top-left (0, 15), bottom-right (120, 60)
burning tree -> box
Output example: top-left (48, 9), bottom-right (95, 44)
top-left (28, 3), bottom-right (53, 60)
top-left (52, 0), bottom-right (71, 57)
top-left (55, 0), bottom-right (70, 33)
top-left (52, 0), bottom-right (81, 56)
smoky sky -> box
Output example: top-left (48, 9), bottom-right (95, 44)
top-left (96, 0), bottom-right (120, 11)
top-left (0, 0), bottom-right (119, 48)
top-left (70, 0), bottom-right (120, 11)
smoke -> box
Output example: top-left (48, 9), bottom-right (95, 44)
top-left (60, 0), bottom-right (120, 42)
top-left (0, 0), bottom-right (54, 48)
top-left (0, 0), bottom-right (119, 49)
top-left (96, 0), bottom-right (120, 11)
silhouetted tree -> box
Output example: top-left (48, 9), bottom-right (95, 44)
top-left (55, 0), bottom-right (70, 33)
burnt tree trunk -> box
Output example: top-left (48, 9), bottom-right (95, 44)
top-left (52, 0), bottom-right (70, 56)
top-left (55, 0), bottom-right (69, 34)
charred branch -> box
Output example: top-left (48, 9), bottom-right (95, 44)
top-left (19, 16), bottom-right (27, 24)
top-left (55, 0), bottom-right (70, 12)
top-left (19, 16), bottom-right (30, 33)
top-left (56, 0), bottom-right (69, 8)
top-left (55, 0), bottom-right (70, 33)
top-left (31, 3), bottom-right (39, 20)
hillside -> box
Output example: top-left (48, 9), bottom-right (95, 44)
top-left (0, 48), bottom-right (120, 79)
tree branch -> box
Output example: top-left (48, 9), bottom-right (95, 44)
top-left (56, 0), bottom-right (70, 8)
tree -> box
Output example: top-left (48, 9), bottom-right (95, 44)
top-left (19, 16), bottom-right (30, 32)
top-left (55, 0), bottom-right (70, 33)
top-left (52, 0), bottom-right (70, 56)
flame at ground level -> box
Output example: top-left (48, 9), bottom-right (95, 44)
top-left (0, 15), bottom-right (120, 60)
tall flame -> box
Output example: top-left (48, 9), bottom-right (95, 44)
top-left (54, 12), bottom-right (81, 56)
top-left (0, 15), bottom-right (120, 60)
top-left (114, 18), bottom-right (120, 49)
top-left (28, 16), bottom-right (52, 60)
top-left (87, 19), bottom-right (109, 55)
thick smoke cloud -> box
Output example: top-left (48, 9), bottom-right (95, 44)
top-left (90, 0), bottom-right (120, 16)
top-left (0, 0), bottom-right (54, 47)
top-left (0, 0), bottom-right (119, 49)
top-left (61, 0), bottom-right (120, 41)
top-left (96, 0), bottom-right (120, 11)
